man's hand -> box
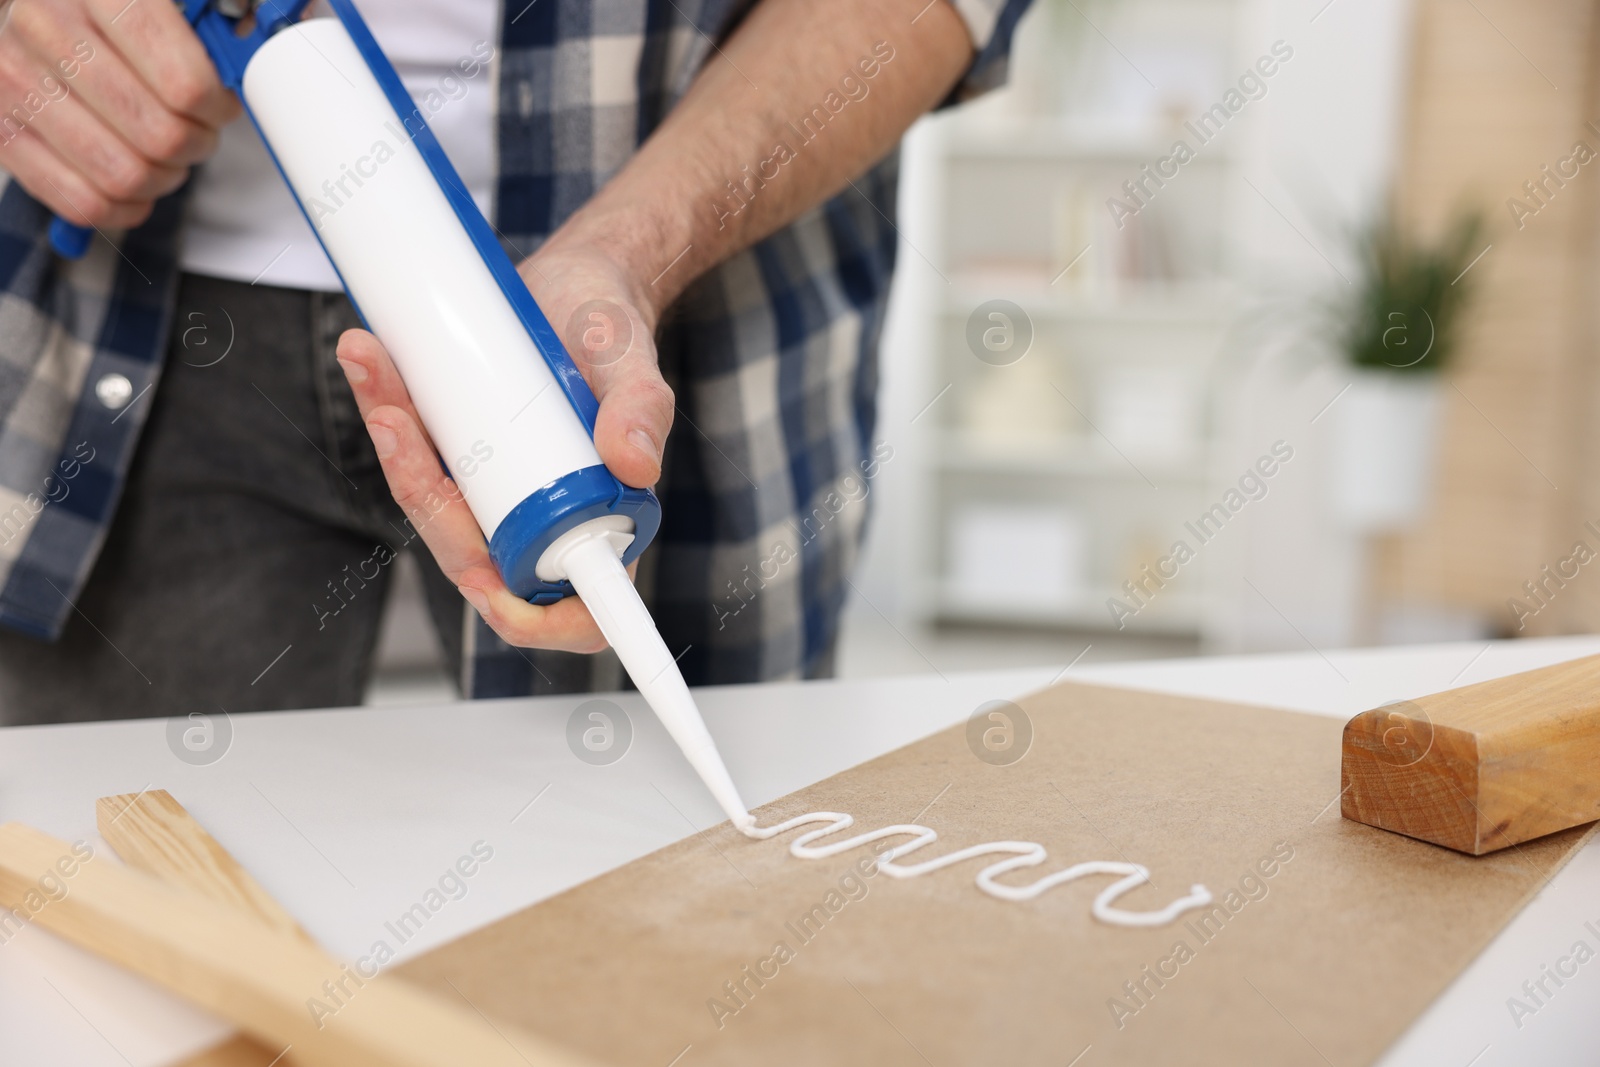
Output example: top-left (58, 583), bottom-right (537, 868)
top-left (335, 240), bottom-right (673, 653)
top-left (0, 0), bottom-right (238, 229)
top-left (513, 242), bottom-right (675, 488)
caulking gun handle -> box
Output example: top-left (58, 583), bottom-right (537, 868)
top-left (44, 0), bottom-right (318, 260)
top-left (49, 218), bottom-right (94, 259)
top-left (48, 0), bottom-right (208, 260)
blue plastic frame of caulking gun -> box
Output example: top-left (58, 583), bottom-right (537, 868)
top-left (48, 0), bottom-right (661, 606)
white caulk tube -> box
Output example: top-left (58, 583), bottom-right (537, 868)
top-left (242, 19), bottom-right (595, 537)
top-left (231, 6), bottom-right (749, 828)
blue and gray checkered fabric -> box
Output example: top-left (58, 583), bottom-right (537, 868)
top-left (0, 0), bottom-right (1028, 697)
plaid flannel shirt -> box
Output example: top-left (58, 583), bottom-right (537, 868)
top-left (0, 0), bottom-right (1028, 698)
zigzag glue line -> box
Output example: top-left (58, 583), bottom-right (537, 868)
top-left (739, 811), bottom-right (1212, 927)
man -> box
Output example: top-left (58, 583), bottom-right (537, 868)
top-left (0, 0), bottom-right (1027, 725)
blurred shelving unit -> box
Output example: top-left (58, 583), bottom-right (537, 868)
top-left (900, 0), bottom-right (1260, 641)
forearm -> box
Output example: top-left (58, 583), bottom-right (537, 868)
top-left (539, 0), bottom-right (974, 323)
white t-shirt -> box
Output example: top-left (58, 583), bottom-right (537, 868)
top-left (180, 0), bottom-right (499, 291)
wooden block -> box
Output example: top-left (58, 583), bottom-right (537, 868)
top-left (1342, 653), bottom-right (1600, 854)
top-left (97, 790), bottom-right (313, 943)
top-left (0, 822), bottom-right (594, 1067)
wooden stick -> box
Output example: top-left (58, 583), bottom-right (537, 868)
top-left (173, 1040), bottom-right (287, 1067)
top-left (1342, 653), bottom-right (1600, 854)
top-left (0, 822), bottom-right (594, 1067)
top-left (98, 790), bottom-right (312, 1067)
top-left (97, 790), bottom-right (313, 943)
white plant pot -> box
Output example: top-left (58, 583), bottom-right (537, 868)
top-left (1329, 370), bottom-right (1444, 531)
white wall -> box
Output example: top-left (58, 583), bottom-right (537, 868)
top-left (1211, 0), bottom-right (1415, 651)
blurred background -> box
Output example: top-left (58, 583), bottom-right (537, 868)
top-left (371, 0), bottom-right (1599, 700)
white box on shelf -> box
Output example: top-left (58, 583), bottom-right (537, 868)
top-left (1093, 367), bottom-right (1202, 464)
top-left (946, 503), bottom-right (1087, 610)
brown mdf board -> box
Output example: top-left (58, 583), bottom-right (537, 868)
top-left (395, 682), bottom-right (1597, 1066)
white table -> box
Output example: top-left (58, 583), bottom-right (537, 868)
top-left (3, 636), bottom-right (1598, 1066)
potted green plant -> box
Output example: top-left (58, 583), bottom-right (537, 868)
top-left (1328, 210), bottom-right (1483, 530)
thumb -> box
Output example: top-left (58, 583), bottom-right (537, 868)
top-left (589, 352), bottom-right (674, 488)
top-left (566, 300), bottom-right (673, 489)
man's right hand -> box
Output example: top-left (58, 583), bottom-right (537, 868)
top-left (0, 0), bottom-right (238, 230)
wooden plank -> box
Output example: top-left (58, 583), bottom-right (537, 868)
top-left (0, 822), bottom-right (594, 1067)
top-left (171, 1038), bottom-right (287, 1067)
top-left (1342, 653), bottom-right (1600, 853)
top-left (97, 790), bottom-right (310, 1067)
top-left (97, 790), bottom-right (313, 943)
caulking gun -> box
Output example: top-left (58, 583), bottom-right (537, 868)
top-left (48, 0), bottom-right (754, 830)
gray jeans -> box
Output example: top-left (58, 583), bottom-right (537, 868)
top-left (0, 273), bottom-right (466, 726)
